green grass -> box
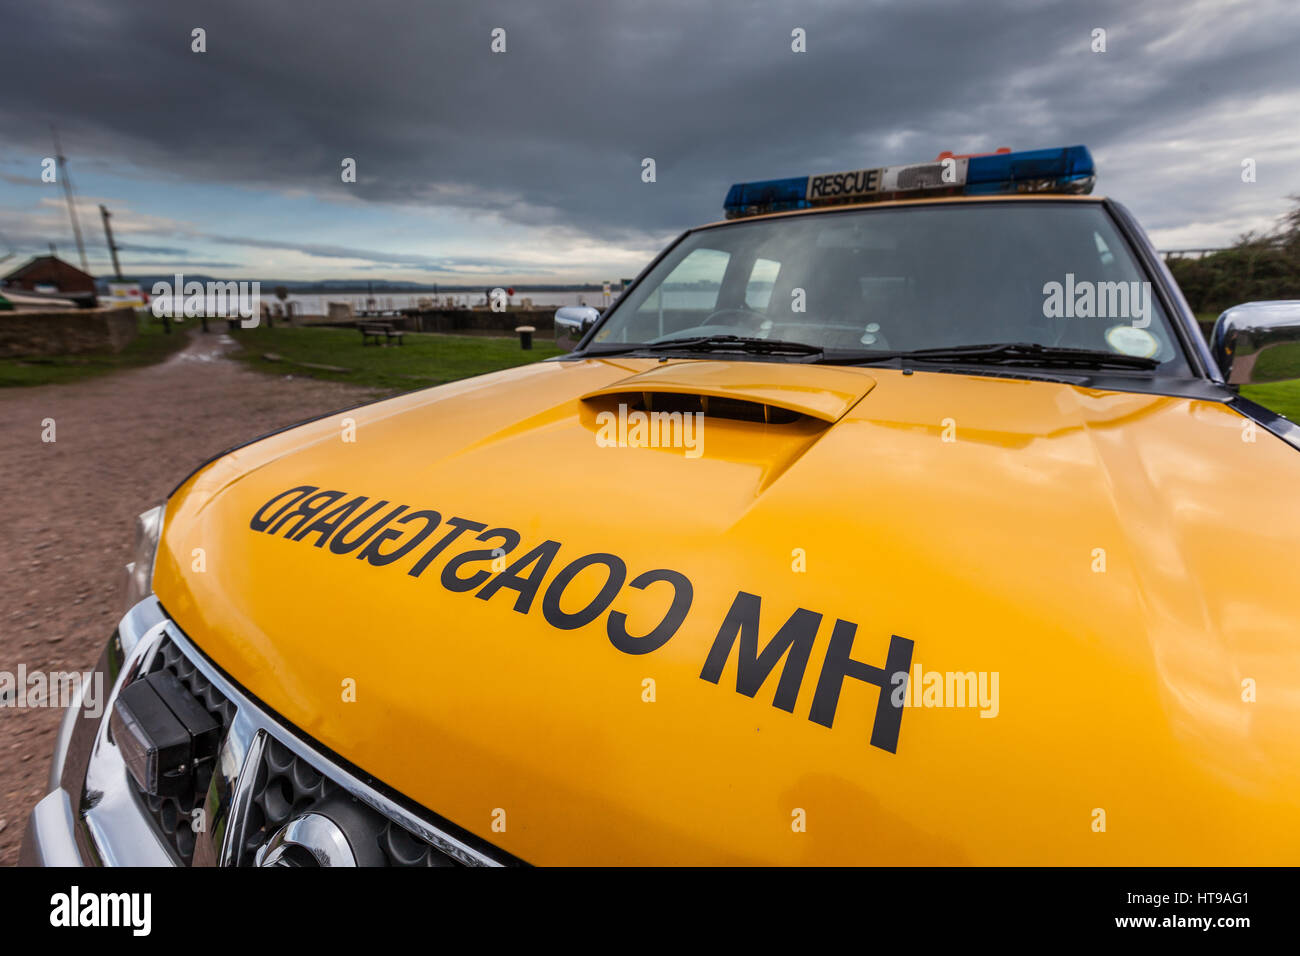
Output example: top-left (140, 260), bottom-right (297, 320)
top-left (231, 325), bottom-right (564, 393)
top-left (0, 314), bottom-right (191, 387)
top-left (1241, 381), bottom-right (1300, 423)
top-left (1248, 341), bottom-right (1300, 381)
top-left (1196, 312), bottom-right (1300, 422)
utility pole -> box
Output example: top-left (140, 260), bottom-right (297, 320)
top-left (51, 127), bottom-right (89, 273)
top-left (99, 204), bottom-right (123, 280)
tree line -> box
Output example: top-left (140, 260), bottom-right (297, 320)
top-left (1167, 196), bottom-right (1300, 317)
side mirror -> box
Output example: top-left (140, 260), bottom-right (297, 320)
top-left (1210, 301), bottom-right (1300, 385)
top-left (554, 306), bottom-right (600, 352)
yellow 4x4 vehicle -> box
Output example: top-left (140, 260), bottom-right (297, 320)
top-left (23, 146), bottom-right (1300, 866)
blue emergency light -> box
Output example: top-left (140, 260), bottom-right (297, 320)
top-left (723, 145), bottom-right (1095, 218)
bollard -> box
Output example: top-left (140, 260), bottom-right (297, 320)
top-left (515, 325), bottom-right (535, 350)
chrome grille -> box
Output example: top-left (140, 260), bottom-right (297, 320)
top-left (83, 597), bottom-right (514, 867)
top-left (232, 736), bottom-right (463, 866)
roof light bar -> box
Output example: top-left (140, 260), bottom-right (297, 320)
top-left (723, 145), bottom-right (1095, 218)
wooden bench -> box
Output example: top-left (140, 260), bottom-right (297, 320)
top-left (358, 322), bottom-right (405, 346)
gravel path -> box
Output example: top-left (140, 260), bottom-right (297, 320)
top-left (0, 331), bottom-right (375, 865)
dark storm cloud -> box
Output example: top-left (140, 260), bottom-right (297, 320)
top-left (2, 0), bottom-right (1297, 242)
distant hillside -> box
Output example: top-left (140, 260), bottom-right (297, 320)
top-left (94, 275), bottom-right (608, 294)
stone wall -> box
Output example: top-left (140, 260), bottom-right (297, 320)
top-left (0, 306), bottom-right (140, 358)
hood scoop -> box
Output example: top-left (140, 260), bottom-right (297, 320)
top-left (581, 360), bottom-right (876, 423)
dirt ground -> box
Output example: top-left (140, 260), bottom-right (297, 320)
top-left (0, 331), bottom-right (374, 865)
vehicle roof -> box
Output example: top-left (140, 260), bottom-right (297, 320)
top-left (696, 192), bottom-right (1107, 230)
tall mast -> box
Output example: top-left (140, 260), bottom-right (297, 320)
top-left (51, 126), bottom-right (89, 273)
top-left (99, 204), bottom-right (123, 280)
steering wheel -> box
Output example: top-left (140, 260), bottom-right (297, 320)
top-left (699, 308), bottom-right (769, 333)
top-left (651, 312), bottom-right (897, 352)
top-left (647, 308), bottom-right (770, 343)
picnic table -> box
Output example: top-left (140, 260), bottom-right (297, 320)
top-left (357, 321), bottom-right (405, 346)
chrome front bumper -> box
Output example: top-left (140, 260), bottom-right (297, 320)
top-left (20, 789), bottom-right (82, 866)
top-left (22, 595), bottom-right (509, 867)
top-left (20, 596), bottom-right (169, 867)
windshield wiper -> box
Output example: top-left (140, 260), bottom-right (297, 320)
top-left (819, 341), bottom-right (1159, 371)
top-left (582, 337), bottom-right (1157, 371)
top-left (582, 334), bottom-right (824, 358)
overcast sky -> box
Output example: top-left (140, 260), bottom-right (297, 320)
top-left (1, 0), bottom-right (1298, 283)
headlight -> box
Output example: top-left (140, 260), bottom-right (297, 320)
top-left (122, 504), bottom-right (165, 613)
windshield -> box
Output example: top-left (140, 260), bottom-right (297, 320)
top-left (590, 201), bottom-right (1186, 371)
